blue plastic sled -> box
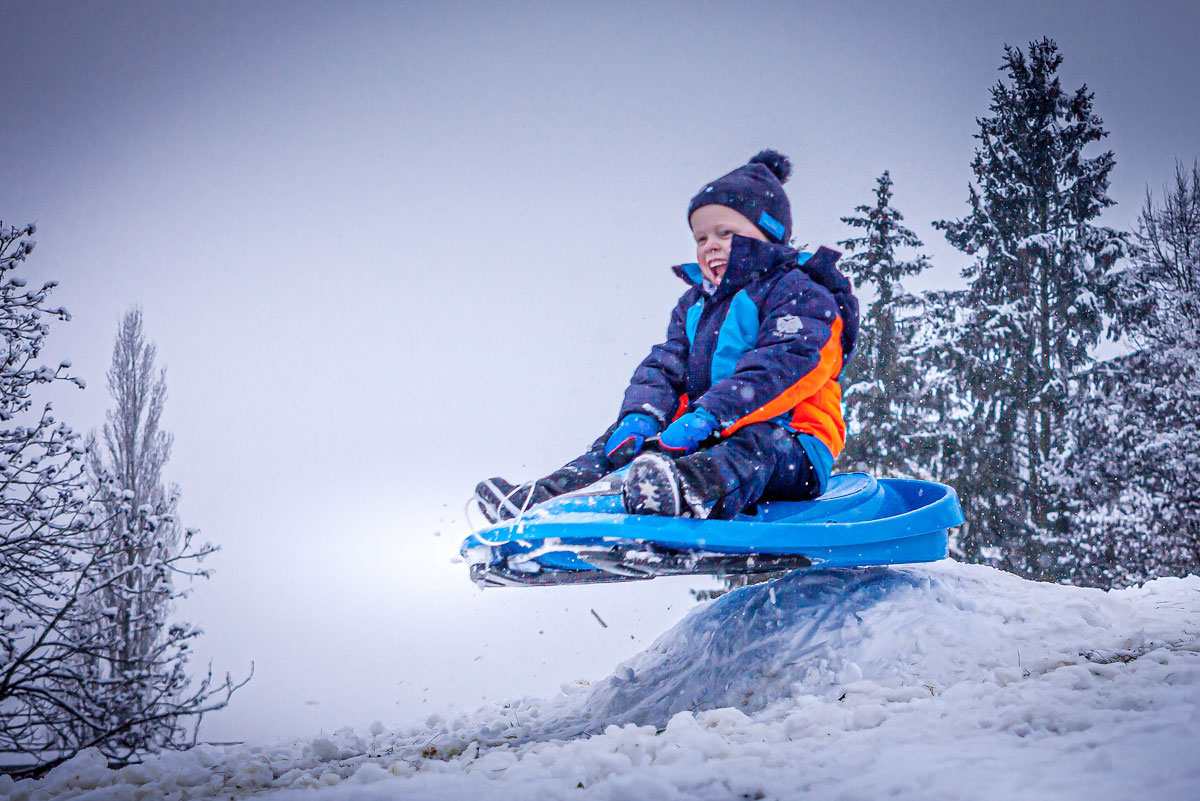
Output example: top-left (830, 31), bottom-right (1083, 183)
top-left (461, 472), bottom-right (965, 587)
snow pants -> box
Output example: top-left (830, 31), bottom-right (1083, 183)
top-left (681, 422), bottom-right (828, 519)
top-left (542, 420), bottom-right (829, 520)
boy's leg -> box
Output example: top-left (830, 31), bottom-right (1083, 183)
top-left (541, 421), bottom-right (626, 492)
top-left (475, 422), bottom-right (621, 522)
top-left (677, 423), bottom-right (823, 519)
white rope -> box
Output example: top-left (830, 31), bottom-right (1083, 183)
top-left (463, 496), bottom-right (483, 534)
top-left (483, 478), bottom-right (524, 519)
top-left (513, 480), bottom-right (539, 535)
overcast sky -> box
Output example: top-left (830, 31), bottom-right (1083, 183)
top-left (4, 0), bottom-right (1198, 742)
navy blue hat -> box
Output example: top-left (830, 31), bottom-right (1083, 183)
top-left (687, 150), bottom-right (793, 243)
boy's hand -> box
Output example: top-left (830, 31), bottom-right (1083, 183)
top-left (604, 413), bottom-right (661, 467)
top-left (656, 409), bottom-right (719, 455)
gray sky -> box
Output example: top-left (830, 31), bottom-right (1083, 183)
top-left (4, 0), bottom-right (1198, 741)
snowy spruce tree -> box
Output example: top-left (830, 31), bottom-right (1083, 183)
top-left (932, 39), bottom-right (1127, 577)
top-left (838, 171), bottom-right (939, 477)
top-left (1046, 162), bottom-right (1200, 586)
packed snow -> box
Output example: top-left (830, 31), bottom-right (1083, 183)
top-left (6, 560), bottom-right (1199, 800)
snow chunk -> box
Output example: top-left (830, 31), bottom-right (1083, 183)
top-left (310, 735), bottom-right (340, 762)
top-left (352, 762), bottom-right (390, 784)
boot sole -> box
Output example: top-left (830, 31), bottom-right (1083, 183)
top-left (622, 453), bottom-right (682, 516)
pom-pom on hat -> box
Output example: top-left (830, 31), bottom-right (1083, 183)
top-left (688, 150), bottom-right (793, 243)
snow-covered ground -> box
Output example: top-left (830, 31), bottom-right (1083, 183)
top-left (7, 560), bottom-right (1199, 800)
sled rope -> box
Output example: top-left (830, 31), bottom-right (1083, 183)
top-left (513, 480), bottom-right (540, 534)
top-left (484, 478), bottom-right (525, 520)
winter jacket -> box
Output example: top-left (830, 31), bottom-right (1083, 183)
top-left (619, 235), bottom-right (859, 459)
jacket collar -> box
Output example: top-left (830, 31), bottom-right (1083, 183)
top-left (672, 235), bottom-right (799, 299)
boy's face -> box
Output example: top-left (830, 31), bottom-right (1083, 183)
top-left (689, 204), bottom-right (768, 285)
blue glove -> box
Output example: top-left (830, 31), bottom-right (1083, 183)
top-left (604, 413), bottom-right (661, 467)
top-left (657, 409), bottom-right (719, 455)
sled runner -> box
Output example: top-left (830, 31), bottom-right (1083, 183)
top-left (461, 472), bottom-right (964, 587)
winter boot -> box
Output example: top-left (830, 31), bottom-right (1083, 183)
top-left (474, 457), bottom-right (613, 524)
top-left (474, 477), bottom-right (555, 523)
top-left (622, 452), bottom-right (725, 519)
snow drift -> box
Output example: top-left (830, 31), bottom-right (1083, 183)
top-left (8, 561), bottom-right (1200, 800)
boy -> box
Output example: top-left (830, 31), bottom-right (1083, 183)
top-left (476, 150), bottom-right (858, 521)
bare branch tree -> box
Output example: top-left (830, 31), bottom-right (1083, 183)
top-left (1046, 162), bottom-right (1200, 586)
top-left (0, 225), bottom-right (248, 779)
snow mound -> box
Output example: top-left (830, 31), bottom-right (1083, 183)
top-left (538, 560), bottom-right (1180, 736)
top-left (6, 561), bottom-right (1199, 801)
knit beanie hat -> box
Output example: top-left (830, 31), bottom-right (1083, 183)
top-left (687, 150), bottom-right (793, 243)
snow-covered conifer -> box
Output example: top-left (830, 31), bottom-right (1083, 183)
top-left (838, 171), bottom-right (937, 477)
top-left (933, 39), bottom-right (1127, 578)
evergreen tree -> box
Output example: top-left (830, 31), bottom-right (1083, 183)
top-left (838, 171), bottom-right (935, 477)
top-left (1047, 162), bottom-right (1200, 586)
top-left (933, 39), bottom-right (1127, 577)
